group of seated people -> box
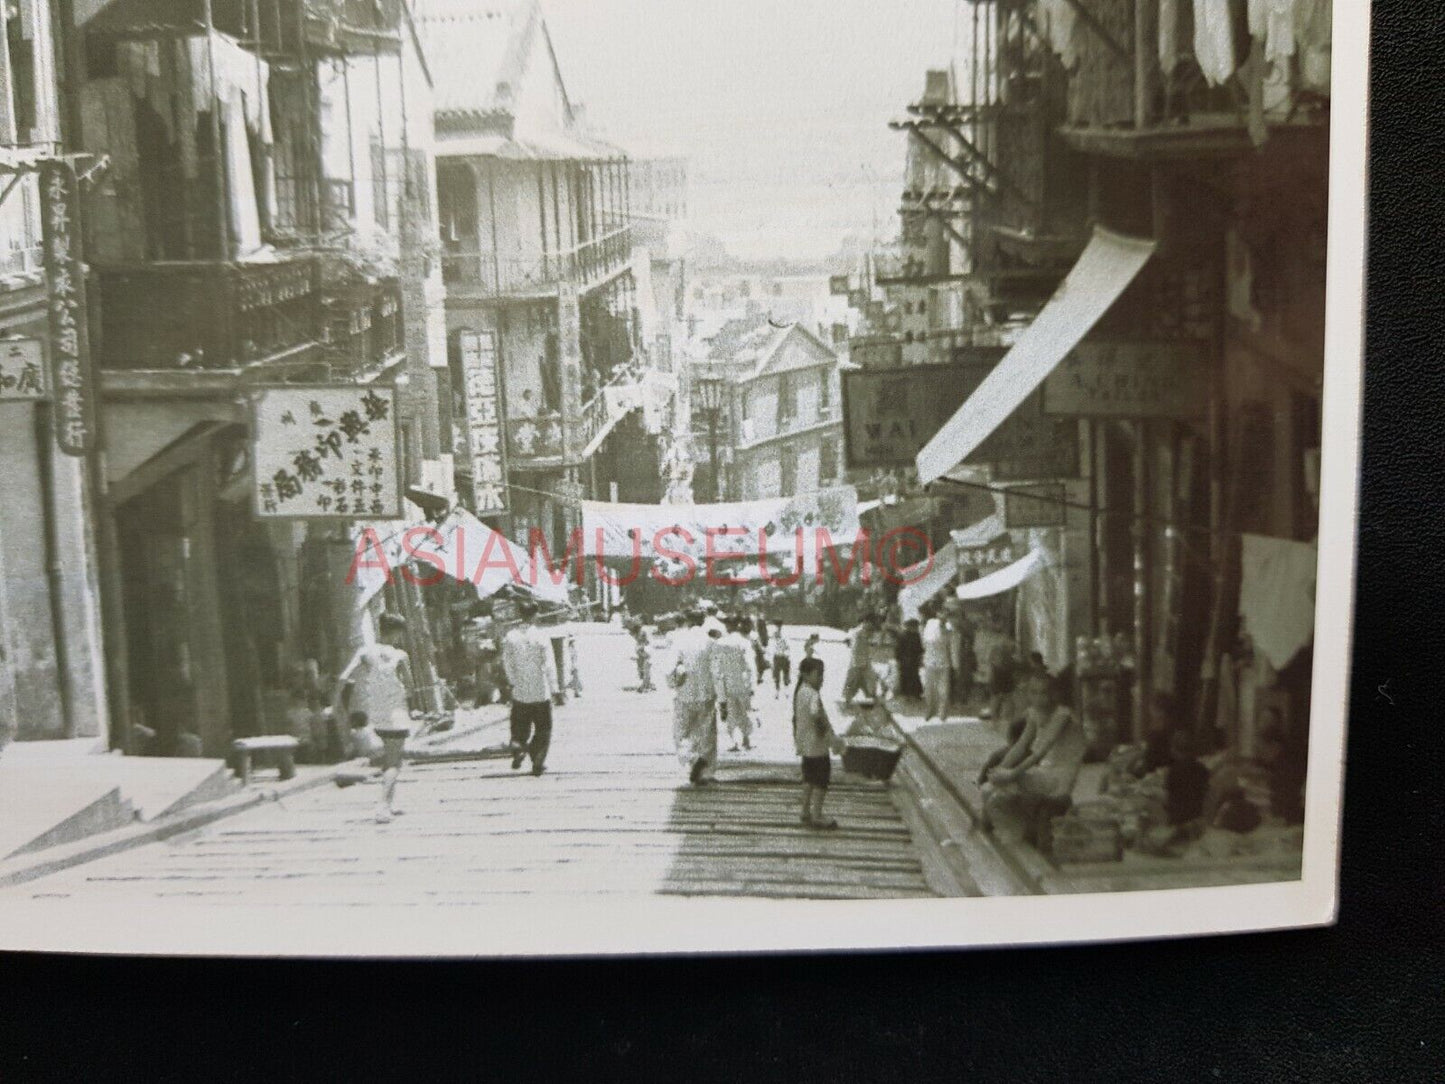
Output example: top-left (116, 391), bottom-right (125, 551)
top-left (974, 681), bottom-right (1308, 859)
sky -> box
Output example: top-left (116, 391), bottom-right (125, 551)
top-left (543, 0), bottom-right (975, 262)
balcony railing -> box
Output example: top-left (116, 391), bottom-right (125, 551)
top-left (97, 257), bottom-right (405, 376)
top-left (505, 363), bottom-right (647, 466)
top-left (442, 226), bottom-right (632, 297)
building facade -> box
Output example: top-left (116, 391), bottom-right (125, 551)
top-left (419, 0), bottom-right (683, 599)
top-left (876, 0), bottom-right (1329, 753)
top-left (0, 0), bottom-right (108, 750)
top-left (67, 0), bottom-right (449, 756)
top-left (691, 321), bottom-right (844, 504)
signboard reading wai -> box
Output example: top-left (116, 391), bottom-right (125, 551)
top-left (459, 330), bottom-right (508, 513)
top-left (843, 349), bottom-right (1079, 479)
top-left (251, 386), bottom-right (402, 519)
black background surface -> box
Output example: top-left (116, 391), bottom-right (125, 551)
top-left (2, 2), bottom-right (1442, 1079)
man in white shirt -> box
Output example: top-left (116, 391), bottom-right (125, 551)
top-left (921, 604), bottom-right (951, 722)
top-left (712, 618), bottom-right (756, 752)
top-left (502, 599), bottom-right (558, 776)
top-left (668, 610), bottom-right (718, 784)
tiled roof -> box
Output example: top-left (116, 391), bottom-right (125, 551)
top-left (412, 0), bottom-right (535, 118)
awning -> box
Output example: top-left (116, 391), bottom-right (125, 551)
top-left (955, 548), bottom-right (1046, 600)
top-left (898, 542), bottom-right (957, 620)
top-left (915, 227), bottom-right (1157, 484)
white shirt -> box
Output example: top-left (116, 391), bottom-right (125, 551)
top-left (711, 632), bottom-right (754, 699)
top-left (669, 626), bottom-right (716, 704)
top-left (922, 618), bottom-right (950, 670)
top-left (339, 643), bottom-right (411, 728)
top-left (502, 624), bottom-right (557, 705)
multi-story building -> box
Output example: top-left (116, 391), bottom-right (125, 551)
top-left (67, 0), bottom-right (449, 755)
top-left (419, 0), bottom-right (680, 572)
top-left (901, 0), bottom-right (1331, 752)
top-left (0, 0), bottom-right (109, 750)
top-left (690, 319), bottom-right (845, 504)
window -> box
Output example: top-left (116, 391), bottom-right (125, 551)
top-left (818, 370), bottom-right (832, 417)
top-left (776, 372), bottom-right (796, 428)
top-left (779, 446), bottom-right (797, 496)
top-left (820, 439), bottom-right (839, 484)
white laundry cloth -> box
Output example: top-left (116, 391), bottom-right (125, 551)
top-left (1249, 0), bottom-right (1297, 64)
top-left (1194, 0), bottom-right (1237, 86)
top-left (1239, 533), bottom-right (1318, 670)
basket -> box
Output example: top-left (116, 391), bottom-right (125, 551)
top-left (843, 737), bottom-right (905, 781)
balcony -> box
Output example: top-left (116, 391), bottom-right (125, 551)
top-left (504, 365), bottom-right (647, 468)
top-left (96, 256), bottom-right (404, 382)
top-left (442, 227), bottom-right (633, 299)
top-left (97, 257), bottom-right (322, 372)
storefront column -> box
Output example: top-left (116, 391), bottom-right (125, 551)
top-left (1131, 420), bottom-right (1153, 740)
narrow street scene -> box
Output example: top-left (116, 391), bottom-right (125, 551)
top-left (0, 0), bottom-right (1337, 944)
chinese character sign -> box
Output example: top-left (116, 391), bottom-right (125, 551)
top-left (251, 387), bottom-right (401, 519)
top-left (40, 160), bottom-right (95, 455)
top-left (0, 338), bottom-right (46, 400)
top-left (459, 330), bottom-right (507, 514)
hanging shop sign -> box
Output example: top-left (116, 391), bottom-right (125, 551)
top-left (40, 159), bottom-right (95, 455)
top-left (459, 329), bottom-right (508, 514)
top-left (251, 386), bottom-right (402, 519)
top-left (956, 537), bottom-right (1022, 573)
top-left (843, 352), bottom-right (1080, 476)
top-left (829, 274), bottom-right (850, 296)
top-left (1041, 340), bottom-right (1209, 418)
top-left (0, 338), bottom-right (46, 399)
top-left (1003, 482), bottom-right (1068, 528)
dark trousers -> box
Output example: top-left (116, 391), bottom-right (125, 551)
top-left (510, 700), bottom-right (554, 768)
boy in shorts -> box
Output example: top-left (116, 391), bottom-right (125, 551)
top-left (792, 657), bottom-right (846, 829)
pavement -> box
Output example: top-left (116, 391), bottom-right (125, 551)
top-left (879, 692), bottom-right (1305, 894)
top-left (0, 625), bottom-right (944, 914)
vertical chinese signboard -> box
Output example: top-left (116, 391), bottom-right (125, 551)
top-left (251, 386), bottom-right (402, 518)
top-left (0, 339), bottom-right (46, 399)
top-left (458, 329), bottom-right (507, 514)
top-left (40, 159), bottom-right (95, 455)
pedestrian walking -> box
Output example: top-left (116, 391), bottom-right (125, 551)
top-left (751, 609), bottom-right (771, 684)
top-left (502, 600), bottom-right (557, 776)
top-left (633, 625), bottom-right (655, 692)
top-left (337, 613), bottom-right (414, 823)
top-left (793, 657), bottom-right (847, 830)
top-left (921, 605), bottom-right (951, 722)
top-left (895, 618), bottom-right (924, 699)
top-left (668, 610), bottom-right (718, 785)
top-left (770, 622), bottom-right (792, 698)
top-left (714, 618), bottom-right (756, 751)
top-left (841, 613), bottom-right (881, 703)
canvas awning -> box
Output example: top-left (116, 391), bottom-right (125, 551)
top-left (955, 548), bottom-right (1046, 600)
top-left (898, 542), bottom-right (957, 620)
top-left (915, 227), bottom-right (1157, 484)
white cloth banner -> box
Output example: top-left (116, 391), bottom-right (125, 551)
top-left (582, 486), bottom-right (861, 563)
top-left (916, 227), bottom-right (1155, 484)
top-left (899, 541), bottom-right (957, 621)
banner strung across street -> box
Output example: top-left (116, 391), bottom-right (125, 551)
top-left (251, 386), bottom-right (402, 518)
top-left (582, 485), bottom-right (861, 562)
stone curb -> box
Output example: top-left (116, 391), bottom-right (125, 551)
top-left (870, 698), bottom-right (1048, 895)
top-left (0, 762), bottom-right (359, 890)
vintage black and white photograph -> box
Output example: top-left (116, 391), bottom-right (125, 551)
top-left (0, 0), bottom-right (1364, 955)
